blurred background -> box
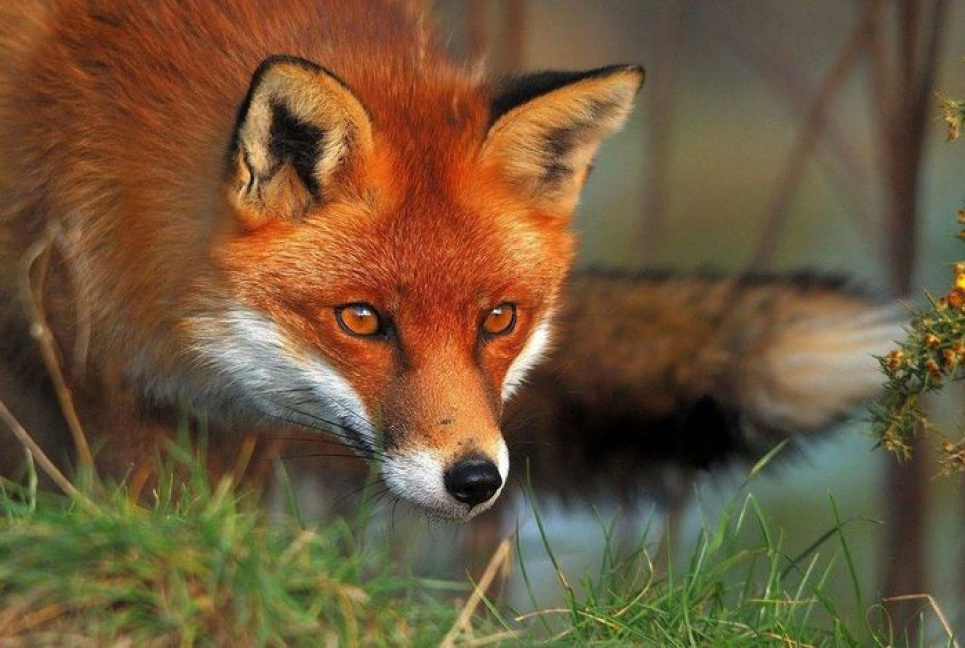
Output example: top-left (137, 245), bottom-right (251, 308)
top-left (292, 0), bottom-right (965, 639)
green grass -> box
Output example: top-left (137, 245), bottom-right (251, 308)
top-left (0, 446), bottom-right (461, 646)
top-left (492, 451), bottom-right (954, 647)
top-left (0, 442), bottom-right (957, 646)
top-left (515, 493), bottom-right (886, 647)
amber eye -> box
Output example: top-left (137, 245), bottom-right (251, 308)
top-left (481, 303), bottom-right (517, 336)
top-left (335, 303), bottom-right (382, 337)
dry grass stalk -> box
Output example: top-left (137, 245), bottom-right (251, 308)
top-left (0, 395), bottom-right (93, 510)
top-left (883, 593), bottom-right (961, 648)
top-left (17, 223), bottom-right (93, 467)
top-left (440, 537), bottom-right (515, 647)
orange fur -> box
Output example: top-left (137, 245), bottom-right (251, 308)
top-left (0, 0), bottom-right (641, 518)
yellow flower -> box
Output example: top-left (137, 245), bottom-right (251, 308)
top-left (885, 349), bottom-right (905, 371)
top-left (943, 349), bottom-right (959, 369)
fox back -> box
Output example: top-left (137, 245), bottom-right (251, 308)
top-left (0, 0), bottom-right (642, 518)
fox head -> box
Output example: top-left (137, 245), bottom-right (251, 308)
top-left (191, 56), bottom-right (643, 519)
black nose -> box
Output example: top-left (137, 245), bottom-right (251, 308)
top-left (443, 455), bottom-right (502, 506)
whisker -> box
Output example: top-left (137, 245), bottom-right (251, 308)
top-left (338, 476), bottom-right (387, 508)
top-left (256, 397), bottom-right (373, 440)
top-left (264, 435), bottom-right (348, 445)
top-left (277, 402), bottom-right (380, 442)
top-left (250, 384), bottom-right (377, 429)
top-left (268, 394), bottom-right (380, 435)
top-left (390, 496), bottom-right (402, 531)
top-left (255, 405), bottom-right (391, 462)
top-left (508, 438), bottom-right (553, 449)
top-left (257, 388), bottom-right (379, 434)
top-left (278, 452), bottom-right (366, 461)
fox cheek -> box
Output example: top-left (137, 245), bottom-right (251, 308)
top-left (187, 306), bottom-right (377, 450)
top-left (502, 317), bottom-right (554, 400)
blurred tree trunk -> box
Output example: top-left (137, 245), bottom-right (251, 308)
top-left (503, 0), bottom-right (526, 73)
top-left (466, 0), bottom-right (488, 64)
top-left (638, 0), bottom-right (687, 263)
top-left (465, 0), bottom-right (526, 74)
top-left (866, 0), bottom-right (947, 636)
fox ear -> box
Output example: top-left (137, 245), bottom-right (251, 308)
top-left (226, 56), bottom-right (373, 227)
top-left (481, 65), bottom-right (644, 215)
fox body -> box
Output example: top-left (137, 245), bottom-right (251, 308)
top-left (0, 1), bottom-right (643, 518)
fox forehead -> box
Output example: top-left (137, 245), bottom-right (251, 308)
top-left (371, 188), bottom-right (574, 305)
top-left (215, 174), bottom-right (574, 310)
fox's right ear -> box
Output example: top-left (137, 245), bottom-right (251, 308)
top-left (225, 56), bottom-right (373, 228)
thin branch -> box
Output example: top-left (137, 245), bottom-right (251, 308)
top-left (873, 0), bottom-right (949, 637)
top-left (18, 224), bottom-right (94, 468)
top-left (747, 4), bottom-right (875, 269)
top-left (812, 155), bottom-right (881, 250)
top-left (911, 0), bottom-right (947, 141)
top-left (715, 6), bottom-right (871, 205)
top-left (0, 396), bottom-right (94, 510)
top-left (865, 0), bottom-right (896, 198)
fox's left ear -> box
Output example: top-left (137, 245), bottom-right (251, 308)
top-left (481, 65), bottom-right (644, 214)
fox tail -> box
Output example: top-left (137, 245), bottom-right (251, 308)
top-left (506, 272), bottom-right (906, 502)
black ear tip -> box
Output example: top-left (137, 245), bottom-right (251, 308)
top-left (489, 64), bottom-right (647, 125)
top-left (570, 63), bottom-right (646, 92)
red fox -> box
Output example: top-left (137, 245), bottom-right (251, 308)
top-left (0, 1), bottom-right (644, 519)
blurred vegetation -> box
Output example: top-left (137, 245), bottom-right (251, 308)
top-left (870, 79), bottom-right (965, 476)
top-left (940, 84), bottom-right (965, 142)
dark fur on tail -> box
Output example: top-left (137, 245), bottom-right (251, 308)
top-left (502, 269), bottom-right (902, 505)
